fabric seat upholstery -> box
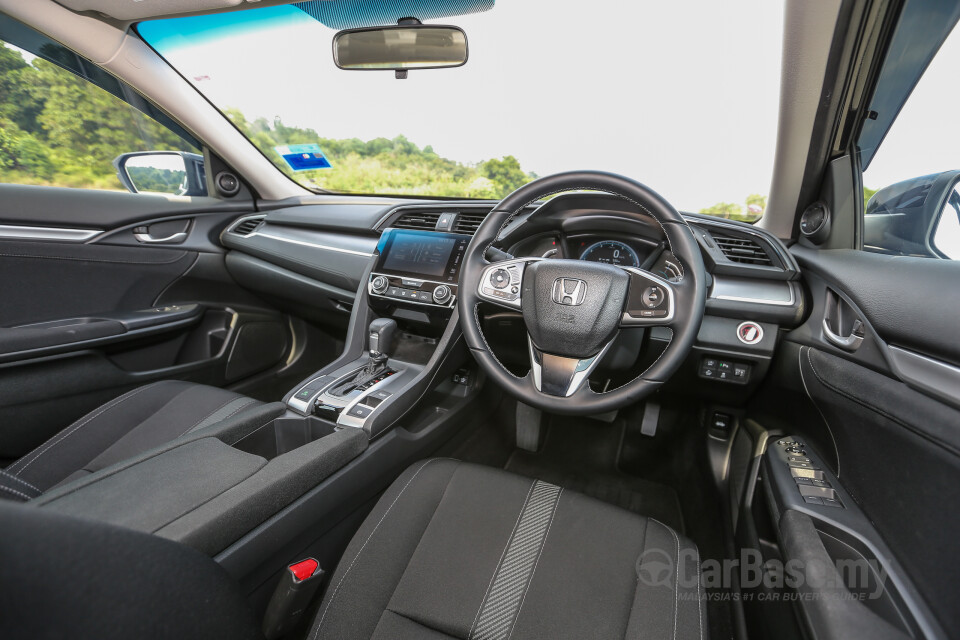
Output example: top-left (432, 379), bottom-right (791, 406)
top-left (0, 380), bottom-right (261, 500)
top-left (310, 458), bottom-right (706, 640)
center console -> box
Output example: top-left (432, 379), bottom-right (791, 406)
top-left (285, 228), bottom-right (473, 434)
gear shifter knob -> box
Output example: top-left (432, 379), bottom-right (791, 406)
top-left (368, 318), bottom-right (398, 359)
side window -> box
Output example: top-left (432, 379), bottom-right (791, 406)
top-left (860, 23), bottom-right (960, 260)
top-left (0, 18), bottom-right (202, 195)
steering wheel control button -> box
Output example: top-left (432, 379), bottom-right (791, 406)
top-left (491, 269), bottom-right (510, 289)
top-left (736, 321), bottom-right (764, 345)
top-left (641, 286), bottom-right (664, 308)
top-left (479, 261), bottom-right (530, 308)
top-left (432, 285), bottom-right (452, 305)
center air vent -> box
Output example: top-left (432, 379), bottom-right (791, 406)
top-left (453, 212), bottom-right (488, 235)
top-left (713, 233), bottom-right (773, 266)
top-left (230, 216), bottom-right (264, 237)
top-left (394, 211), bottom-right (441, 231)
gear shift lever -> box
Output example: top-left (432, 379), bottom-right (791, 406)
top-left (368, 318), bottom-right (398, 363)
top-left (331, 318), bottom-right (398, 397)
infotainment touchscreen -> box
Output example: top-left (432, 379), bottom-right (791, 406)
top-left (376, 229), bottom-right (470, 283)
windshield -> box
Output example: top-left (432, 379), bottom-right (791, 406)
top-left (139, 1), bottom-right (783, 220)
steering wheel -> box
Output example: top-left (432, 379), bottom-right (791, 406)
top-left (458, 171), bottom-right (706, 415)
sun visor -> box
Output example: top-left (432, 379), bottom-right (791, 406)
top-left (294, 0), bottom-right (493, 30)
top-left (55, 0), bottom-right (245, 22)
top-left (55, 0), bottom-right (492, 24)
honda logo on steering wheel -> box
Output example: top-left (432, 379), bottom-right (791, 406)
top-left (552, 278), bottom-right (587, 306)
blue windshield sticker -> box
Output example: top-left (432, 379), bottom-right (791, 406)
top-left (275, 144), bottom-right (332, 171)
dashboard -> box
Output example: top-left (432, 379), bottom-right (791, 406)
top-left (220, 192), bottom-right (806, 401)
top-left (221, 192), bottom-right (806, 343)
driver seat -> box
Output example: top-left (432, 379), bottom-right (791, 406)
top-left (309, 458), bottom-right (705, 640)
top-left (0, 458), bottom-right (706, 640)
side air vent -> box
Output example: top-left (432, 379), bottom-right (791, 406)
top-left (230, 216), bottom-right (264, 237)
top-left (453, 212), bottom-right (489, 235)
top-left (394, 211), bottom-right (441, 231)
top-left (713, 233), bottom-right (774, 266)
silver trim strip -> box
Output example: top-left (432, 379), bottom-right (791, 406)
top-left (251, 230), bottom-right (373, 257)
top-left (528, 335), bottom-right (614, 397)
top-left (888, 346), bottom-right (960, 408)
top-left (0, 224), bottom-right (101, 242)
top-left (710, 276), bottom-right (796, 307)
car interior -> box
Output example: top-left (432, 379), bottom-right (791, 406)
top-left (0, 0), bottom-right (959, 639)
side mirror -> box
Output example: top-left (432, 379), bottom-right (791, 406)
top-left (932, 185), bottom-right (960, 259)
top-left (864, 170), bottom-right (960, 258)
top-left (113, 151), bottom-right (206, 196)
top-left (333, 25), bottom-right (467, 74)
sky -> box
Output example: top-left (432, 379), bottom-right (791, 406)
top-left (141, 1), bottom-right (786, 211)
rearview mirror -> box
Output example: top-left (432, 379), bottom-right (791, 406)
top-left (333, 25), bottom-right (467, 72)
top-left (113, 151), bottom-right (206, 196)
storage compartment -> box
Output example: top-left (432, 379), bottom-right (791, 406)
top-left (232, 416), bottom-right (338, 460)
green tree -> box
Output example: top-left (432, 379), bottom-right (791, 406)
top-left (481, 156), bottom-right (529, 197)
top-left (746, 194), bottom-right (766, 212)
top-left (864, 186), bottom-right (878, 209)
top-left (699, 202), bottom-right (744, 219)
top-left (0, 45), bottom-right (43, 131)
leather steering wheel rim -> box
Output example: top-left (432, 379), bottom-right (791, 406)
top-left (458, 170), bottom-right (707, 415)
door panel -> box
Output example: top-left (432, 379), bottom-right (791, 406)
top-left (0, 186), bottom-right (295, 461)
top-left (0, 239), bottom-right (195, 327)
top-left (782, 246), bottom-right (960, 634)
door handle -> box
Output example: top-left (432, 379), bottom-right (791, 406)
top-left (822, 288), bottom-right (865, 351)
top-left (133, 231), bottom-right (187, 244)
top-left (132, 224), bottom-right (188, 244)
top-left (822, 317), bottom-right (864, 351)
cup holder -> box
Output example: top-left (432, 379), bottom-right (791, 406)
top-left (232, 416), bottom-right (338, 460)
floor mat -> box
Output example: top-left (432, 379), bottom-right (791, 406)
top-left (503, 416), bottom-right (686, 534)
